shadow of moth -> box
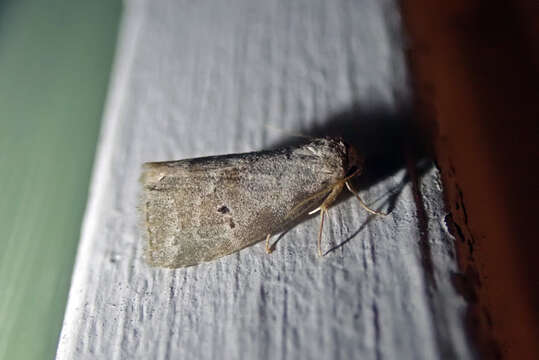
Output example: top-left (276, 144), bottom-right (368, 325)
top-left (141, 137), bottom-right (383, 268)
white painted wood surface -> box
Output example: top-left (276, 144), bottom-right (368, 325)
top-left (57, 0), bottom-right (475, 359)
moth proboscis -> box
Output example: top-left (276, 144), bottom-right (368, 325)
top-left (141, 137), bottom-right (385, 268)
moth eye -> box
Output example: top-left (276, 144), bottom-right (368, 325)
top-left (217, 205), bottom-right (230, 214)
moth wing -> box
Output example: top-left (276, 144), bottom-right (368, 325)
top-left (141, 143), bottom-right (344, 268)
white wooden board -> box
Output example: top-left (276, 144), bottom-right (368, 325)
top-left (57, 0), bottom-right (474, 359)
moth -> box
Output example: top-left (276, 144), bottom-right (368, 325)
top-left (141, 137), bottom-right (383, 268)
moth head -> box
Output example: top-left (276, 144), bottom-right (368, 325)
top-left (345, 143), bottom-right (364, 177)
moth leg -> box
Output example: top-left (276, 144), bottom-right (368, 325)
top-left (265, 234), bottom-right (273, 254)
top-left (345, 181), bottom-right (386, 216)
top-left (287, 186), bottom-right (333, 219)
top-left (309, 206), bottom-right (321, 215)
top-left (315, 183), bottom-right (344, 256)
top-left (317, 208), bottom-right (327, 256)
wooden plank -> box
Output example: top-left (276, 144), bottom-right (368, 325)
top-left (57, 0), bottom-right (475, 359)
top-left (402, 0), bottom-right (539, 358)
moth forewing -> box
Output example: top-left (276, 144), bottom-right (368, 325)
top-left (141, 137), bottom-right (356, 268)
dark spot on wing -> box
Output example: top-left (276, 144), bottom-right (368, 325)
top-left (217, 205), bottom-right (230, 214)
top-left (229, 219), bottom-right (236, 229)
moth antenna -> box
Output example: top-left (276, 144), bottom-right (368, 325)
top-left (345, 181), bottom-right (386, 216)
top-left (343, 167), bottom-right (362, 182)
top-left (317, 208), bottom-right (327, 257)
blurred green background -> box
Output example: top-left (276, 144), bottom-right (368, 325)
top-left (0, 0), bottom-right (121, 359)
